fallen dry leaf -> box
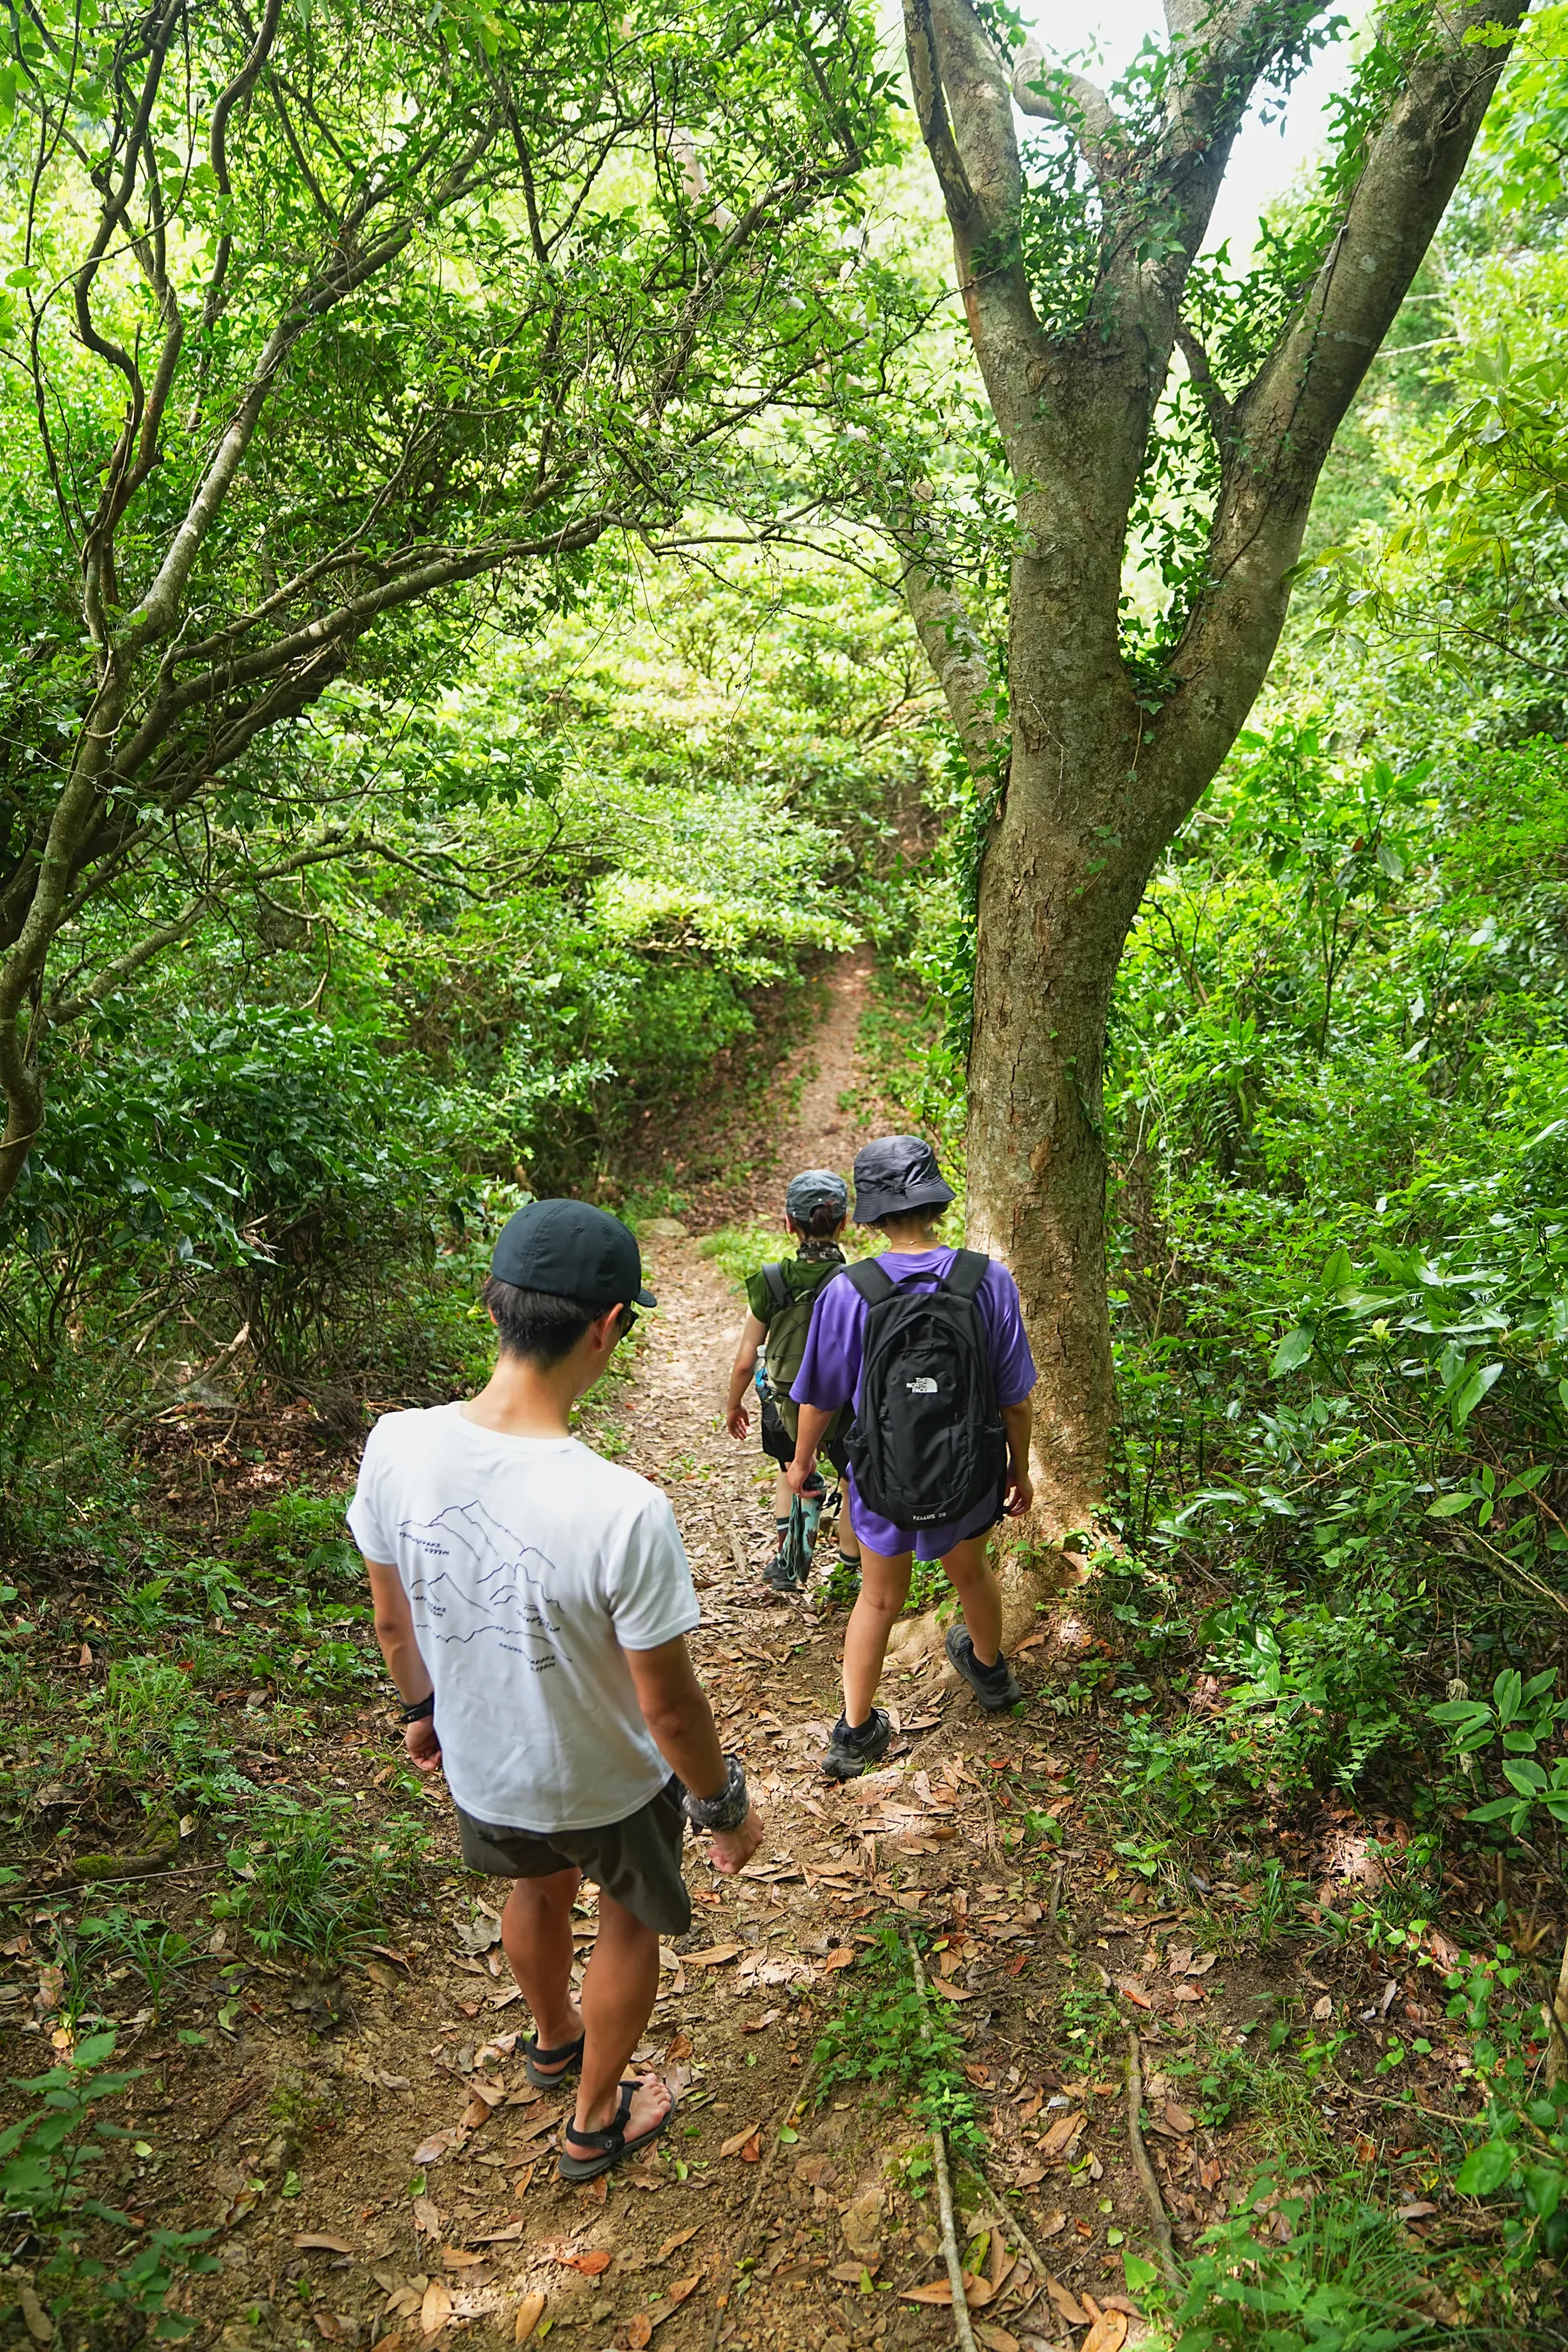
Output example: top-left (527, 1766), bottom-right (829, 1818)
top-left (1312, 1994), bottom-right (1334, 2022)
top-left (820, 1949), bottom-right (856, 1971)
top-left (294, 2234), bottom-right (355, 2254)
top-left (412, 2198), bottom-right (442, 2239)
top-left (441, 2251), bottom-right (485, 2272)
top-left (418, 2281), bottom-right (451, 2339)
top-left (682, 1944), bottom-right (743, 1969)
top-left (560, 2250), bottom-right (611, 2277)
top-left (512, 2290), bottom-right (545, 2345)
top-left (413, 2132), bottom-right (459, 2166)
top-left (1163, 2101), bottom-right (1196, 2134)
top-left (976, 2328), bottom-right (1021, 2352)
top-left (1038, 2211), bottom-right (1066, 2239)
top-left (1037, 2111), bottom-right (1086, 2160)
top-left (720, 2123), bottom-right (761, 2159)
top-left (1045, 2276), bottom-right (1090, 2328)
top-left (459, 2098), bottom-right (492, 2131)
top-left (471, 2224), bottom-right (526, 2246)
top-left (901, 2275), bottom-right (991, 2309)
top-left (1082, 2312), bottom-right (1128, 2352)
top-left (654, 2227), bottom-right (698, 2264)
top-left (17, 2286), bottom-right (52, 2344)
top-left (738, 2010), bottom-right (780, 2035)
top-left (1188, 1951), bottom-right (1218, 1976)
top-left (627, 2320), bottom-right (652, 2350)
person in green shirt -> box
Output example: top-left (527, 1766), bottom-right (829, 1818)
top-left (723, 1169), bottom-right (861, 1593)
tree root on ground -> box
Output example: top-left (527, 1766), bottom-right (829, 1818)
top-left (1125, 2029), bottom-right (1179, 2293)
top-left (902, 1927), bottom-right (981, 2352)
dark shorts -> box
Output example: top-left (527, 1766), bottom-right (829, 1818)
top-left (454, 1774), bottom-right (692, 1938)
top-left (759, 1392), bottom-right (848, 1478)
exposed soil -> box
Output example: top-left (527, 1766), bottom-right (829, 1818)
top-left (1, 952), bottom-right (1508, 2352)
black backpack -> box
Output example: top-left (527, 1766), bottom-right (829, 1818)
top-left (843, 1251), bottom-right (1008, 1529)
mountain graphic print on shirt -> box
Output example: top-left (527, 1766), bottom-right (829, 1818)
top-left (402, 1500), bottom-right (569, 1665)
top-left (348, 1403), bottom-right (699, 1833)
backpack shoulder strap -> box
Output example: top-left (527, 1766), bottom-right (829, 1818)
top-left (844, 1257), bottom-right (898, 1305)
top-left (761, 1263), bottom-right (789, 1311)
top-left (943, 1248), bottom-right (990, 1304)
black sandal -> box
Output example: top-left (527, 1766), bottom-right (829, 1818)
top-left (524, 2031), bottom-right (585, 2089)
top-left (557, 2078), bottom-right (675, 2181)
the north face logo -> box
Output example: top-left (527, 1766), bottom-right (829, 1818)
top-left (906, 1376), bottom-right (938, 1394)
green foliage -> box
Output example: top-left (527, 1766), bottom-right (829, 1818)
top-left (1171, 2175), bottom-right (1442, 2352)
top-left (1443, 1956), bottom-right (1568, 2279)
top-left (0, 2031), bottom-right (218, 2340)
top-left (213, 1796), bottom-right (429, 1963)
top-left (243, 1490), bottom-right (358, 1588)
top-left (813, 1922), bottom-right (984, 2160)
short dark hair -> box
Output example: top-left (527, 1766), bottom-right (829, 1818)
top-left (869, 1205), bottom-right (942, 1233)
top-left (482, 1275), bottom-right (599, 1364)
top-left (797, 1200), bottom-right (845, 1240)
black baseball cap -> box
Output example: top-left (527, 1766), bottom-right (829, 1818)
top-left (786, 1168), bottom-right (848, 1222)
top-left (852, 1135), bottom-right (956, 1226)
top-left (489, 1200), bottom-right (656, 1308)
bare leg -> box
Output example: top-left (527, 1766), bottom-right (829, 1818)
top-left (770, 1470), bottom-right (793, 1517)
top-left (574, 1890), bottom-right (671, 2141)
top-left (943, 1533), bottom-right (1001, 1666)
top-left (841, 1544), bottom-right (912, 1726)
top-left (501, 1869), bottom-right (583, 2074)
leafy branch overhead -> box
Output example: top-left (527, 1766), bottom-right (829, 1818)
top-left (0, 0), bottom-right (909, 1211)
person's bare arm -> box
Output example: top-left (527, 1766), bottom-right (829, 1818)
top-left (365, 1558), bottom-right (442, 1774)
top-left (1002, 1399), bottom-right (1035, 1517)
top-left (625, 1635), bottom-right (763, 1874)
top-left (786, 1401), bottom-right (835, 1494)
top-left (725, 1312), bottom-right (767, 1439)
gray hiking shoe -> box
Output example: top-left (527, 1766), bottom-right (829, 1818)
top-left (945, 1624), bottom-right (1021, 1712)
top-left (821, 1707), bottom-right (892, 1781)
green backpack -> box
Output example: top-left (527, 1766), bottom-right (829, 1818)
top-left (759, 1258), bottom-right (847, 1445)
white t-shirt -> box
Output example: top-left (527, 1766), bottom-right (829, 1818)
top-left (347, 1402), bottom-right (700, 1834)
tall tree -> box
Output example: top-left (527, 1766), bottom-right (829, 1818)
top-left (897, 0), bottom-right (1532, 1530)
top-left (0, 0), bottom-right (900, 1212)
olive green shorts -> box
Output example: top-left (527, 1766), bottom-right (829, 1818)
top-left (453, 1774), bottom-right (692, 1938)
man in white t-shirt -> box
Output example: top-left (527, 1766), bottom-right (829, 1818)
top-left (349, 1199), bottom-right (761, 2182)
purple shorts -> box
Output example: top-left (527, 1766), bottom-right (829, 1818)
top-left (845, 1468), bottom-right (1002, 1563)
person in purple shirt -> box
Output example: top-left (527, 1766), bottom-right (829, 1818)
top-left (786, 1135), bottom-right (1037, 1779)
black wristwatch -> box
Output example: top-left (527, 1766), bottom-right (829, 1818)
top-left (402, 1692), bottom-right (436, 1724)
top-left (684, 1755), bottom-right (748, 1834)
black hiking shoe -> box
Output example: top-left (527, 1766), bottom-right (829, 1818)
top-left (765, 1548), bottom-right (801, 1592)
top-left (821, 1707), bottom-right (892, 1781)
top-left (945, 1624), bottom-right (1021, 1712)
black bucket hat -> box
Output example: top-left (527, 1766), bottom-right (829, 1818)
top-left (852, 1135), bottom-right (956, 1227)
top-left (785, 1168), bottom-right (848, 1223)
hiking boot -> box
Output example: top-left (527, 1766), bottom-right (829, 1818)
top-left (821, 1707), bottom-right (892, 1781)
top-left (764, 1548), bottom-right (801, 1592)
top-left (945, 1624), bottom-right (1021, 1712)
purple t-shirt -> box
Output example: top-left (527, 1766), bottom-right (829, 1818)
top-left (790, 1248), bottom-right (1036, 1559)
top-left (791, 1247), bottom-right (1037, 1420)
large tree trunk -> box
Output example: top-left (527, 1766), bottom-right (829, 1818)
top-left (967, 733), bottom-right (1149, 1535)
